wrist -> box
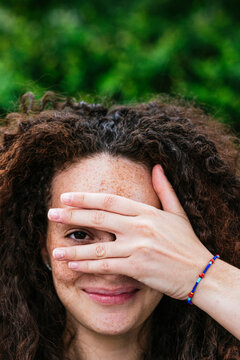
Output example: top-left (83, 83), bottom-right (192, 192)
top-left (187, 254), bottom-right (220, 305)
top-left (188, 258), bottom-right (240, 340)
top-left (191, 258), bottom-right (224, 309)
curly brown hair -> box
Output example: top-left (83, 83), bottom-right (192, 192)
top-left (0, 91), bottom-right (239, 360)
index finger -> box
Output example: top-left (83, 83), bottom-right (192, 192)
top-left (60, 192), bottom-right (152, 216)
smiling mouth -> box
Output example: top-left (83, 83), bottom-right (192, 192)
top-left (82, 287), bottom-right (140, 305)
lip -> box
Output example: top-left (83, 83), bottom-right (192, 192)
top-left (82, 287), bottom-right (140, 305)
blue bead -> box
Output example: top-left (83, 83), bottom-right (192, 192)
top-left (187, 255), bottom-right (219, 306)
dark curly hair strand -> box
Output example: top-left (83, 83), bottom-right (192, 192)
top-left (0, 92), bottom-right (239, 360)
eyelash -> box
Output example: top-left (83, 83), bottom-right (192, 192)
top-left (66, 230), bottom-right (92, 242)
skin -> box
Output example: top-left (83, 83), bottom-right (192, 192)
top-left (44, 154), bottom-right (164, 360)
top-left (46, 153), bottom-right (240, 358)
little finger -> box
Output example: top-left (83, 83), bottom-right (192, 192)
top-left (67, 258), bottom-right (134, 277)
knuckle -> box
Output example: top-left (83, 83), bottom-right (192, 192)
top-left (103, 194), bottom-right (115, 209)
top-left (137, 240), bottom-right (149, 250)
top-left (95, 244), bottom-right (106, 258)
top-left (129, 256), bottom-right (142, 273)
top-left (136, 220), bottom-right (154, 237)
top-left (65, 209), bottom-right (73, 223)
top-left (139, 245), bottom-right (151, 257)
top-left (135, 241), bottom-right (151, 258)
top-left (91, 211), bottom-right (105, 225)
top-left (100, 260), bottom-right (110, 273)
top-left (78, 193), bottom-right (85, 204)
top-left (72, 246), bottom-right (77, 259)
top-left (146, 207), bottom-right (159, 217)
top-left (129, 256), bottom-right (137, 267)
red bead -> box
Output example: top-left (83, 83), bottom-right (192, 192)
top-left (188, 292), bottom-right (194, 298)
top-left (199, 273), bottom-right (205, 279)
top-left (211, 259), bottom-right (215, 263)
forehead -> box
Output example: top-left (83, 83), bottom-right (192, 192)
top-left (51, 153), bottom-right (160, 208)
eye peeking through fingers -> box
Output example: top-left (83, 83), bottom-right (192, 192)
top-left (65, 229), bottom-right (116, 244)
top-left (66, 230), bottom-right (92, 242)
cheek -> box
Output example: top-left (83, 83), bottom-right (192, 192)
top-left (134, 288), bottom-right (163, 327)
top-left (51, 261), bottom-right (87, 310)
top-left (47, 234), bottom-right (78, 282)
top-left (144, 289), bottom-right (164, 315)
top-left (52, 260), bottom-right (80, 283)
top-left (51, 259), bottom-right (97, 297)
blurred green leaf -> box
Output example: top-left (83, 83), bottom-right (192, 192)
top-left (0, 0), bottom-right (239, 132)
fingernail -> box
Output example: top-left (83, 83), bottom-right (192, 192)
top-left (53, 248), bottom-right (66, 259)
top-left (48, 209), bottom-right (62, 220)
top-left (61, 193), bottom-right (73, 203)
top-left (68, 262), bottom-right (78, 270)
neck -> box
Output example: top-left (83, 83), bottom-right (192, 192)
top-left (64, 320), bottom-right (150, 360)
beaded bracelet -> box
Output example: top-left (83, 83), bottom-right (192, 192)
top-left (187, 254), bottom-right (220, 305)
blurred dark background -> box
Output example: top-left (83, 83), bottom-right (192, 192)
top-left (0, 0), bottom-right (239, 132)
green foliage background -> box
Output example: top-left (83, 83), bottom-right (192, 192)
top-left (0, 0), bottom-right (239, 131)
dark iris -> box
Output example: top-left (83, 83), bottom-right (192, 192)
top-left (70, 231), bottom-right (88, 240)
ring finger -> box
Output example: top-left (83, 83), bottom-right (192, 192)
top-left (53, 241), bottom-right (133, 261)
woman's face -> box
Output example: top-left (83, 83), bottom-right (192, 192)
top-left (46, 153), bottom-right (163, 336)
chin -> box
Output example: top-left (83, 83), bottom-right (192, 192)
top-left (83, 313), bottom-right (143, 336)
top-left (62, 285), bottom-right (163, 339)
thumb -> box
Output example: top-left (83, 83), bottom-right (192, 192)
top-left (152, 164), bottom-right (186, 215)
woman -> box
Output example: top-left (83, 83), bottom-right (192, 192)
top-left (0, 91), bottom-right (239, 360)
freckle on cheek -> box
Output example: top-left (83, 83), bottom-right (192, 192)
top-left (53, 262), bottom-right (81, 282)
